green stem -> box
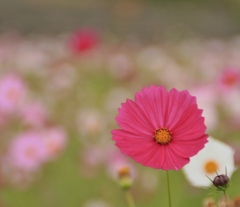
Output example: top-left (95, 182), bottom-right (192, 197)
top-left (215, 193), bottom-right (219, 207)
top-left (223, 191), bottom-right (228, 205)
top-left (166, 171), bottom-right (172, 207)
top-left (124, 190), bottom-right (136, 207)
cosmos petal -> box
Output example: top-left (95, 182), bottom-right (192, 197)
top-left (116, 99), bottom-right (154, 135)
top-left (169, 134), bottom-right (208, 158)
top-left (112, 129), bottom-right (152, 139)
top-left (134, 85), bottom-right (169, 129)
top-left (165, 89), bottom-right (197, 129)
top-left (171, 104), bottom-right (206, 136)
top-left (163, 147), bottom-right (190, 170)
top-left (173, 134), bottom-right (208, 149)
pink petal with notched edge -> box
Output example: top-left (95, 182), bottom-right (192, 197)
top-left (115, 133), bottom-right (163, 168)
top-left (164, 147), bottom-right (190, 170)
top-left (171, 105), bottom-right (204, 131)
top-left (116, 100), bottom-right (153, 135)
top-left (134, 85), bottom-right (168, 129)
top-left (166, 89), bottom-right (197, 129)
top-left (169, 134), bottom-right (208, 158)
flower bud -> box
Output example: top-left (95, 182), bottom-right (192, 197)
top-left (213, 174), bottom-right (229, 188)
top-left (117, 167), bottom-right (133, 190)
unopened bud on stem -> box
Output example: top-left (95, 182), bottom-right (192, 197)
top-left (117, 167), bottom-right (133, 190)
top-left (213, 174), bottom-right (229, 188)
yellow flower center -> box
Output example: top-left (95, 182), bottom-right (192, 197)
top-left (204, 160), bottom-right (219, 174)
top-left (118, 166), bottom-right (131, 179)
top-left (154, 128), bottom-right (172, 144)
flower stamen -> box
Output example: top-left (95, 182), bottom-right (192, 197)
top-left (154, 128), bottom-right (172, 144)
top-left (204, 160), bottom-right (219, 174)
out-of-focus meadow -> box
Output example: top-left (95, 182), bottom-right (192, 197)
top-left (0, 0), bottom-right (240, 207)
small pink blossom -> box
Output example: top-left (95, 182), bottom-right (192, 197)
top-left (42, 127), bottom-right (67, 159)
top-left (19, 101), bottom-right (48, 127)
top-left (7, 131), bottom-right (48, 172)
top-left (218, 68), bottom-right (240, 91)
top-left (0, 73), bottom-right (27, 114)
top-left (77, 109), bottom-right (106, 137)
top-left (68, 29), bottom-right (99, 54)
top-left (190, 85), bottom-right (218, 132)
top-left (112, 85), bottom-right (208, 170)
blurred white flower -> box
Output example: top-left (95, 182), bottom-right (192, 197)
top-left (49, 64), bottom-right (77, 91)
top-left (190, 85), bottom-right (218, 132)
top-left (107, 53), bottom-right (135, 81)
top-left (77, 109), bottom-right (106, 138)
top-left (183, 137), bottom-right (235, 187)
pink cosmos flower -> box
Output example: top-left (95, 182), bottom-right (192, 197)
top-left (218, 68), bottom-right (240, 91)
top-left (7, 131), bottom-right (47, 172)
top-left (0, 73), bottom-right (26, 114)
top-left (42, 127), bottom-right (67, 159)
top-left (68, 28), bottom-right (99, 54)
top-left (112, 85), bottom-right (208, 170)
top-left (19, 101), bottom-right (48, 127)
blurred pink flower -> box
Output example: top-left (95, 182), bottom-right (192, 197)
top-left (108, 53), bottom-right (135, 81)
top-left (19, 101), bottom-right (48, 127)
top-left (0, 73), bottom-right (27, 114)
top-left (7, 131), bottom-right (47, 172)
top-left (80, 145), bottom-right (107, 178)
top-left (112, 85), bottom-right (208, 170)
top-left (77, 109), bottom-right (106, 138)
top-left (0, 110), bottom-right (7, 127)
top-left (42, 127), bottom-right (67, 159)
top-left (107, 149), bottom-right (135, 179)
top-left (82, 146), bottom-right (105, 168)
top-left (190, 85), bottom-right (218, 132)
top-left (218, 68), bottom-right (240, 90)
top-left (68, 29), bottom-right (99, 54)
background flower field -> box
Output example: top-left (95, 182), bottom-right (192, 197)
top-left (0, 0), bottom-right (240, 207)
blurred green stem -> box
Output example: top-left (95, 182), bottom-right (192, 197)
top-left (124, 190), bottom-right (136, 207)
top-left (223, 191), bottom-right (228, 205)
top-left (166, 171), bottom-right (172, 207)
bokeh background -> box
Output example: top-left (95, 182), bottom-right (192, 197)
top-left (0, 0), bottom-right (240, 207)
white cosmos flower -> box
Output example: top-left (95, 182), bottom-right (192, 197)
top-left (182, 137), bottom-right (235, 187)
